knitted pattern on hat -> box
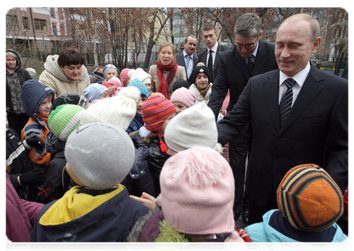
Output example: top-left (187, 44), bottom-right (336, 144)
top-left (277, 164), bottom-right (344, 232)
top-left (142, 95), bottom-right (176, 132)
top-left (128, 79), bottom-right (149, 98)
top-left (65, 122), bottom-right (135, 190)
top-left (170, 87), bottom-right (196, 108)
top-left (48, 104), bottom-right (84, 141)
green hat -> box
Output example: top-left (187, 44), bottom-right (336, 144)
top-left (48, 104), bottom-right (84, 141)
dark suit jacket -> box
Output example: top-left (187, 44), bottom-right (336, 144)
top-left (198, 43), bottom-right (228, 82)
top-left (208, 40), bottom-right (278, 119)
top-left (217, 65), bottom-right (348, 207)
top-left (176, 51), bottom-right (199, 83)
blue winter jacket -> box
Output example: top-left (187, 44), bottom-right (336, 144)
top-left (244, 209), bottom-right (350, 251)
top-left (31, 186), bottom-right (149, 242)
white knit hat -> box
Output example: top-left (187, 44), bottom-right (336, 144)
top-left (164, 101), bottom-right (218, 152)
top-left (79, 86), bottom-right (140, 130)
top-left (65, 122), bottom-right (135, 190)
top-left (129, 68), bottom-right (152, 84)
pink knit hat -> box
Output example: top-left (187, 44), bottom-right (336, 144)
top-left (120, 68), bottom-right (130, 87)
top-left (170, 87), bottom-right (196, 108)
top-left (158, 147), bottom-right (242, 241)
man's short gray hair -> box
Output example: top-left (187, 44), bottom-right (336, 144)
top-left (235, 13), bottom-right (262, 37)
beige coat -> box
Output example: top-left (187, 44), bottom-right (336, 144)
top-left (149, 64), bottom-right (186, 98)
top-left (39, 55), bottom-right (90, 97)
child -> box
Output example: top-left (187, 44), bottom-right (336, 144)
top-left (31, 122), bottom-right (149, 241)
top-left (126, 79), bottom-right (150, 134)
top-left (103, 63), bottom-right (118, 82)
top-left (189, 64), bottom-right (212, 104)
top-left (6, 125), bottom-right (45, 201)
top-left (20, 79), bottom-right (54, 167)
top-left (84, 83), bottom-right (109, 103)
top-left (140, 94), bottom-right (176, 195)
top-left (170, 87), bottom-right (196, 114)
top-left (120, 68), bottom-right (131, 86)
top-left (36, 104), bottom-right (85, 204)
top-left (129, 68), bottom-right (153, 96)
top-left (128, 147), bottom-right (248, 243)
top-left (102, 82), bottom-right (115, 97)
top-left (244, 164), bottom-right (347, 242)
top-left (79, 86), bottom-right (140, 131)
top-left (107, 76), bottom-right (123, 95)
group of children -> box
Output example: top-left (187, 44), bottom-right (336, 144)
top-left (6, 62), bottom-right (348, 243)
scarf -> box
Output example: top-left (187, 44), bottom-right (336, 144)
top-left (197, 82), bottom-right (212, 100)
top-left (156, 61), bottom-right (178, 99)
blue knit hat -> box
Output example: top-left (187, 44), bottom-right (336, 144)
top-left (84, 83), bottom-right (108, 102)
top-left (128, 79), bottom-right (149, 98)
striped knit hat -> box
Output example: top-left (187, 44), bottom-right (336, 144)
top-left (277, 164), bottom-right (344, 232)
top-left (48, 104), bottom-right (84, 141)
top-left (142, 94), bottom-right (176, 132)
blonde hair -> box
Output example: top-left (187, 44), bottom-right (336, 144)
top-left (158, 42), bottom-right (176, 62)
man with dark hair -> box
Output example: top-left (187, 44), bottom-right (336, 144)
top-left (208, 13), bottom-right (278, 223)
top-left (39, 50), bottom-right (90, 97)
top-left (198, 25), bottom-right (228, 83)
top-left (217, 13), bottom-right (347, 224)
top-left (176, 35), bottom-right (199, 83)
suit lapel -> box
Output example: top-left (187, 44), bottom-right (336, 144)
top-left (232, 47), bottom-right (250, 79)
top-left (253, 41), bottom-right (268, 76)
top-left (279, 66), bottom-right (325, 133)
top-left (264, 71), bottom-right (281, 131)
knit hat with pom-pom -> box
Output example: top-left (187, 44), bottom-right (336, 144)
top-left (79, 86), bottom-right (140, 130)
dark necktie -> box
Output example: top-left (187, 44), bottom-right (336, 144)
top-left (279, 78), bottom-right (296, 127)
top-left (208, 50), bottom-right (213, 76)
top-left (247, 55), bottom-right (254, 75)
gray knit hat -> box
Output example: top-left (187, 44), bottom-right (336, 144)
top-left (65, 122), bottom-right (135, 190)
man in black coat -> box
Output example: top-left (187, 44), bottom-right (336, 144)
top-left (198, 25), bottom-right (228, 82)
top-left (176, 35), bottom-right (199, 84)
top-left (208, 13), bottom-right (278, 222)
top-left (217, 13), bottom-right (348, 224)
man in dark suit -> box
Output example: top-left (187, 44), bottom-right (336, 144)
top-left (208, 13), bottom-right (278, 223)
top-left (198, 25), bottom-right (228, 82)
top-left (176, 35), bottom-right (199, 83)
top-left (217, 13), bottom-right (348, 225)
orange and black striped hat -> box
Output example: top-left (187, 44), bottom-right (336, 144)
top-left (277, 164), bottom-right (343, 232)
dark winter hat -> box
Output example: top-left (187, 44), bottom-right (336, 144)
top-left (277, 164), bottom-right (344, 232)
top-left (190, 65), bottom-right (211, 84)
top-left (172, 79), bottom-right (190, 92)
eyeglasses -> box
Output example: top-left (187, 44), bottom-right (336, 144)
top-left (236, 37), bottom-right (258, 50)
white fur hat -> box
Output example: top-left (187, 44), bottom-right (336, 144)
top-left (129, 68), bottom-right (152, 84)
top-left (164, 101), bottom-right (218, 152)
top-left (65, 122), bottom-right (135, 190)
top-left (79, 86), bottom-right (140, 130)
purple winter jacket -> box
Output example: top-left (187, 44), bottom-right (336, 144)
top-left (6, 173), bottom-right (44, 242)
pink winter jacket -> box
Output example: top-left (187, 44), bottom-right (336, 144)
top-left (5, 173), bottom-right (44, 251)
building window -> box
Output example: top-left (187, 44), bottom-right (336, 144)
top-left (6, 15), bottom-right (19, 29)
top-left (22, 17), bottom-right (29, 29)
top-left (34, 18), bottom-right (47, 31)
